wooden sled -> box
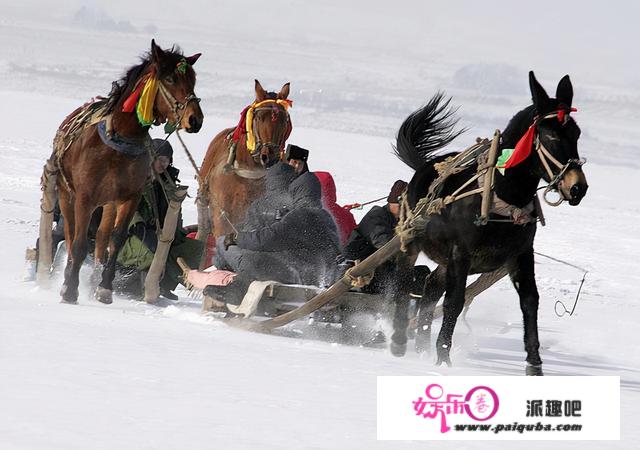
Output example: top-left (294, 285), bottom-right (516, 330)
top-left (195, 237), bottom-right (509, 334)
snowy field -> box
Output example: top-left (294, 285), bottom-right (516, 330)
top-left (1, 1), bottom-right (639, 448)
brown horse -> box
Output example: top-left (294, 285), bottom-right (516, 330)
top-left (200, 80), bottom-right (291, 238)
top-left (55, 40), bottom-right (203, 304)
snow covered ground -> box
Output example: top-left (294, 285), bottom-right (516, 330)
top-left (1, 1), bottom-right (639, 448)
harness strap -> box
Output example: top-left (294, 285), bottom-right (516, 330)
top-left (396, 132), bottom-right (516, 251)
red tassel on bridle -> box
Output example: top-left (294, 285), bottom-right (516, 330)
top-left (501, 124), bottom-right (536, 169)
top-left (232, 106), bottom-right (250, 142)
top-left (121, 72), bottom-right (153, 113)
top-left (499, 107), bottom-right (578, 170)
top-left (557, 107), bottom-right (577, 124)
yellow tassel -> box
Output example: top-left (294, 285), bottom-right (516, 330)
top-left (245, 99), bottom-right (292, 152)
top-left (136, 77), bottom-right (159, 126)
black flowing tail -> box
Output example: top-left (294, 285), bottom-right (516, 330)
top-left (394, 92), bottom-right (465, 171)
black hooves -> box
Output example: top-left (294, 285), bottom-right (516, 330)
top-left (60, 285), bottom-right (78, 304)
top-left (526, 364), bottom-right (544, 376)
top-left (436, 352), bottom-right (452, 367)
top-left (390, 341), bottom-right (407, 357)
top-left (60, 298), bottom-right (78, 305)
top-left (95, 287), bottom-right (113, 304)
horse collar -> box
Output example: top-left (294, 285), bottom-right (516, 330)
top-left (97, 119), bottom-right (151, 156)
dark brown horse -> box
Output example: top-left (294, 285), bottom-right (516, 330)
top-left (55, 40), bottom-right (203, 304)
top-left (200, 80), bottom-right (291, 238)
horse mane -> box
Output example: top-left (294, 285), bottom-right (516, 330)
top-left (501, 105), bottom-right (536, 149)
top-left (394, 92), bottom-right (465, 171)
top-left (105, 45), bottom-right (187, 114)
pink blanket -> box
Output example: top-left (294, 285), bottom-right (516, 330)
top-left (186, 269), bottom-right (236, 290)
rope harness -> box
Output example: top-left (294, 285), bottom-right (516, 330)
top-left (396, 110), bottom-right (584, 252)
top-left (51, 98), bottom-right (110, 193)
top-left (396, 137), bottom-right (493, 251)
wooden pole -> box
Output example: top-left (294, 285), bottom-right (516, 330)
top-left (477, 130), bottom-right (500, 226)
top-left (195, 190), bottom-right (211, 269)
top-left (144, 186), bottom-right (188, 303)
top-left (36, 158), bottom-right (58, 284)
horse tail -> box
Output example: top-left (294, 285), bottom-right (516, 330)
top-left (394, 92), bottom-right (464, 171)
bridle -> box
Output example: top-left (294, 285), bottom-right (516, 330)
top-left (533, 110), bottom-right (585, 206)
top-left (122, 57), bottom-right (201, 133)
top-left (156, 80), bottom-right (201, 131)
top-left (242, 99), bottom-right (292, 163)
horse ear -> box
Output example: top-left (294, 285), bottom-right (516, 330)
top-left (529, 71), bottom-right (551, 112)
top-left (255, 79), bottom-right (266, 102)
top-left (556, 75), bottom-right (573, 108)
top-left (277, 82), bottom-right (290, 100)
top-left (151, 39), bottom-right (165, 63)
top-left (185, 53), bottom-right (201, 66)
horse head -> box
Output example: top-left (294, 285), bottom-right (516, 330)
top-left (150, 39), bottom-right (204, 133)
top-left (528, 71), bottom-right (588, 206)
top-left (249, 80), bottom-right (292, 167)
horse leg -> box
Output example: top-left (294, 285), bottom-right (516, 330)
top-left (415, 265), bottom-right (447, 354)
top-left (94, 203), bottom-right (116, 265)
top-left (435, 246), bottom-right (470, 367)
top-left (390, 250), bottom-right (419, 357)
top-left (95, 198), bottom-right (139, 304)
top-left (91, 203), bottom-right (115, 288)
top-left (57, 188), bottom-right (75, 284)
top-left (60, 196), bottom-right (93, 304)
top-left (509, 248), bottom-right (543, 376)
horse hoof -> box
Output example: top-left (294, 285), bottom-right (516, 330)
top-left (435, 353), bottom-right (452, 367)
top-left (95, 287), bottom-right (113, 305)
top-left (390, 341), bottom-right (407, 357)
top-left (60, 285), bottom-right (78, 304)
top-left (60, 298), bottom-right (78, 305)
top-left (526, 364), bottom-right (544, 376)
top-left (435, 358), bottom-right (452, 367)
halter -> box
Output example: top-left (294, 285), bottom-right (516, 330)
top-left (156, 81), bottom-right (201, 131)
top-left (122, 58), bottom-right (201, 131)
top-left (232, 98), bottom-right (293, 161)
top-left (497, 108), bottom-right (585, 207)
top-left (533, 110), bottom-right (585, 206)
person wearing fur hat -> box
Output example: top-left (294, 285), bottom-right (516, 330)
top-left (284, 143), bottom-right (309, 175)
top-left (115, 138), bottom-right (203, 300)
top-left (205, 163), bottom-right (340, 306)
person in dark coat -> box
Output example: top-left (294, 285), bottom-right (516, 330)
top-left (214, 162), bottom-right (296, 272)
top-left (343, 180), bottom-right (415, 295)
top-left (116, 139), bottom-right (203, 299)
top-left (205, 164), bottom-right (340, 305)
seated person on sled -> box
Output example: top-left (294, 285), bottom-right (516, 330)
top-left (284, 143), bottom-right (356, 246)
top-left (203, 162), bottom-right (341, 306)
top-left (343, 179), bottom-right (429, 296)
top-left (212, 155), bottom-right (301, 273)
top-left (115, 139), bottom-right (204, 300)
top-left (213, 144), bottom-right (347, 271)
